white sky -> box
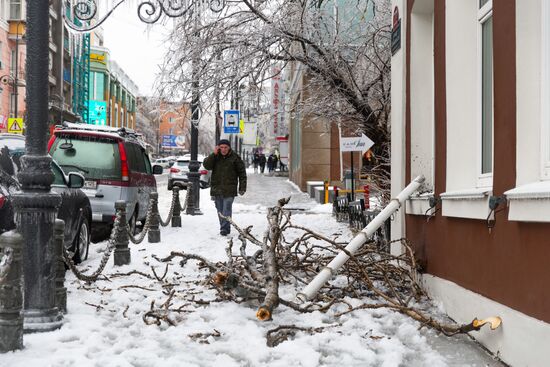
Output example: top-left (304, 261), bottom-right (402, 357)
top-left (100, 1), bottom-right (169, 96)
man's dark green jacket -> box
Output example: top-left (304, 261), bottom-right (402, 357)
top-left (203, 150), bottom-right (247, 197)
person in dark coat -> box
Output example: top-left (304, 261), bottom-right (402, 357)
top-left (272, 154), bottom-right (278, 172)
top-left (259, 153), bottom-right (267, 173)
top-left (252, 153), bottom-right (260, 173)
top-left (203, 139), bottom-right (247, 236)
top-left (267, 154), bottom-right (274, 172)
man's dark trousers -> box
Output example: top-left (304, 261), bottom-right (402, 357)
top-left (214, 196), bottom-right (234, 234)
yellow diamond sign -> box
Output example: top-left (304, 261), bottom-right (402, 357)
top-left (7, 118), bottom-right (23, 134)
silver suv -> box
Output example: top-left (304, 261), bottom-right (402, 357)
top-left (49, 123), bottom-right (163, 230)
top-left (168, 154), bottom-right (211, 190)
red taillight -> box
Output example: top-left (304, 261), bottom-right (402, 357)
top-left (0, 194), bottom-right (5, 210)
top-left (170, 167), bottom-right (180, 173)
top-left (199, 170), bottom-right (208, 175)
top-left (47, 135), bottom-right (56, 152)
top-left (118, 141), bottom-right (129, 182)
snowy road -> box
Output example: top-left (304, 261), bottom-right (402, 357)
top-left (1, 171), bottom-right (503, 367)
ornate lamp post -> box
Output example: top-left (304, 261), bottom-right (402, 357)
top-left (13, 1), bottom-right (62, 332)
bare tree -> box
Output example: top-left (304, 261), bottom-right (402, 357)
top-left (157, 0), bottom-right (391, 188)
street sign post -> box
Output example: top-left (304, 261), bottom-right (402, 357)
top-left (223, 110), bottom-right (240, 134)
top-left (339, 134), bottom-right (375, 201)
top-left (7, 118), bottom-right (23, 134)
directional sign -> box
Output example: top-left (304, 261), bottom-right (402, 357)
top-left (224, 110), bottom-right (240, 134)
top-left (7, 118), bottom-right (23, 134)
top-left (340, 133), bottom-right (374, 153)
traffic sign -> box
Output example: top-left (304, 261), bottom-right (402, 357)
top-left (340, 133), bottom-right (374, 153)
top-left (223, 110), bottom-right (240, 134)
top-left (7, 118), bottom-right (23, 134)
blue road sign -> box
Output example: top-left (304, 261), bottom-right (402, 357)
top-left (162, 135), bottom-right (177, 148)
top-left (224, 110), bottom-right (240, 134)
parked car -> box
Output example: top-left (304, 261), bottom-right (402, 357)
top-left (48, 123), bottom-right (163, 231)
top-left (153, 158), bottom-right (171, 169)
top-left (0, 133), bottom-right (92, 263)
top-left (168, 154), bottom-right (211, 190)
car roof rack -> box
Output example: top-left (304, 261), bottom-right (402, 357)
top-left (55, 122), bottom-right (144, 141)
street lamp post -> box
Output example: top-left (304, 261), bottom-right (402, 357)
top-left (13, 1), bottom-right (63, 332)
top-left (186, 10), bottom-right (202, 215)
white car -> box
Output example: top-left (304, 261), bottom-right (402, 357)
top-left (153, 158), bottom-right (171, 169)
top-left (168, 154), bottom-right (211, 190)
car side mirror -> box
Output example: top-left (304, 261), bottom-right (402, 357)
top-left (68, 172), bottom-right (85, 189)
top-left (152, 165), bottom-right (163, 175)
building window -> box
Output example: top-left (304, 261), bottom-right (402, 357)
top-left (478, 1), bottom-right (493, 185)
top-left (9, 0), bottom-right (21, 20)
top-left (89, 72), bottom-right (105, 101)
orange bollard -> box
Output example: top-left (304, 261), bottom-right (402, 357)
top-left (324, 180), bottom-right (329, 204)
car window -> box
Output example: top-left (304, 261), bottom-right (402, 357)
top-left (176, 160), bottom-right (190, 168)
top-left (0, 137), bottom-right (25, 153)
top-left (51, 162), bottom-right (65, 186)
top-left (50, 135), bottom-right (121, 180)
top-left (125, 143), bottom-right (147, 174)
top-left (144, 154), bottom-right (152, 174)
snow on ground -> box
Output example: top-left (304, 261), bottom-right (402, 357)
top-left (1, 173), bottom-right (500, 367)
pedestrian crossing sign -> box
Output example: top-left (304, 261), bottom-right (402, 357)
top-left (7, 117), bottom-right (23, 134)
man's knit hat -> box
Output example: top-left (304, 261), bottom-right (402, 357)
top-left (218, 139), bottom-right (231, 147)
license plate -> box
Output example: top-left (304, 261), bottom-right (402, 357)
top-left (83, 180), bottom-right (97, 189)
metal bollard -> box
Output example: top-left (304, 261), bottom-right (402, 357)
top-left (148, 192), bottom-right (161, 243)
top-left (54, 220), bottom-right (67, 314)
top-left (171, 187), bottom-right (182, 227)
top-left (114, 201), bottom-right (131, 265)
top-left (0, 231), bottom-right (23, 352)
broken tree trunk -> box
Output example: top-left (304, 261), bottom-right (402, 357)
top-left (256, 198), bottom-right (289, 321)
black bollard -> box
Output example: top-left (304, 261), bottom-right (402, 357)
top-left (0, 231), bottom-right (23, 352)
top-left (114, 201), bottom-right (131, 266)
top-left (148, 192), bottom-right (161, 243)
top-left (54, 220), bottom-right (67, 314)
top-left (171, 187), bottom-right (182, 228)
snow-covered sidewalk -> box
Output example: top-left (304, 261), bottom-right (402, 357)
top-left (1, 171), bottom-right (502, 367)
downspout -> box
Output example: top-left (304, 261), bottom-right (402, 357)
top-left (297, 175), bottom-right (425, 302)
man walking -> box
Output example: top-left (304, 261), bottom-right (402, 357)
top-left (203, 139), bottom-right (247, 236)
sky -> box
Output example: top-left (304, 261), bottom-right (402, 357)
top-left (100, 1), bottom-right (169, 96)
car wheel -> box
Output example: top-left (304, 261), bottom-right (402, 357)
top-left (168, 180), bottom-right (173, 191)
top-left (73, 215), bottom-right (90, 264)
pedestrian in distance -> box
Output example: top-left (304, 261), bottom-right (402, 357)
top-left (272, 154), bottom-right (278, 172)
top-left (203, 139), bottom-right (247, 236)
top-left (267, 154), bottom-right (274, 173)
top-left (252, 153), bottom-right (260, 173)
top-left (259, 153), bottom-right (267, 173)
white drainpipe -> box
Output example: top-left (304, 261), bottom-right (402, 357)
top-left (297, 175), bottom-right (425, 302)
